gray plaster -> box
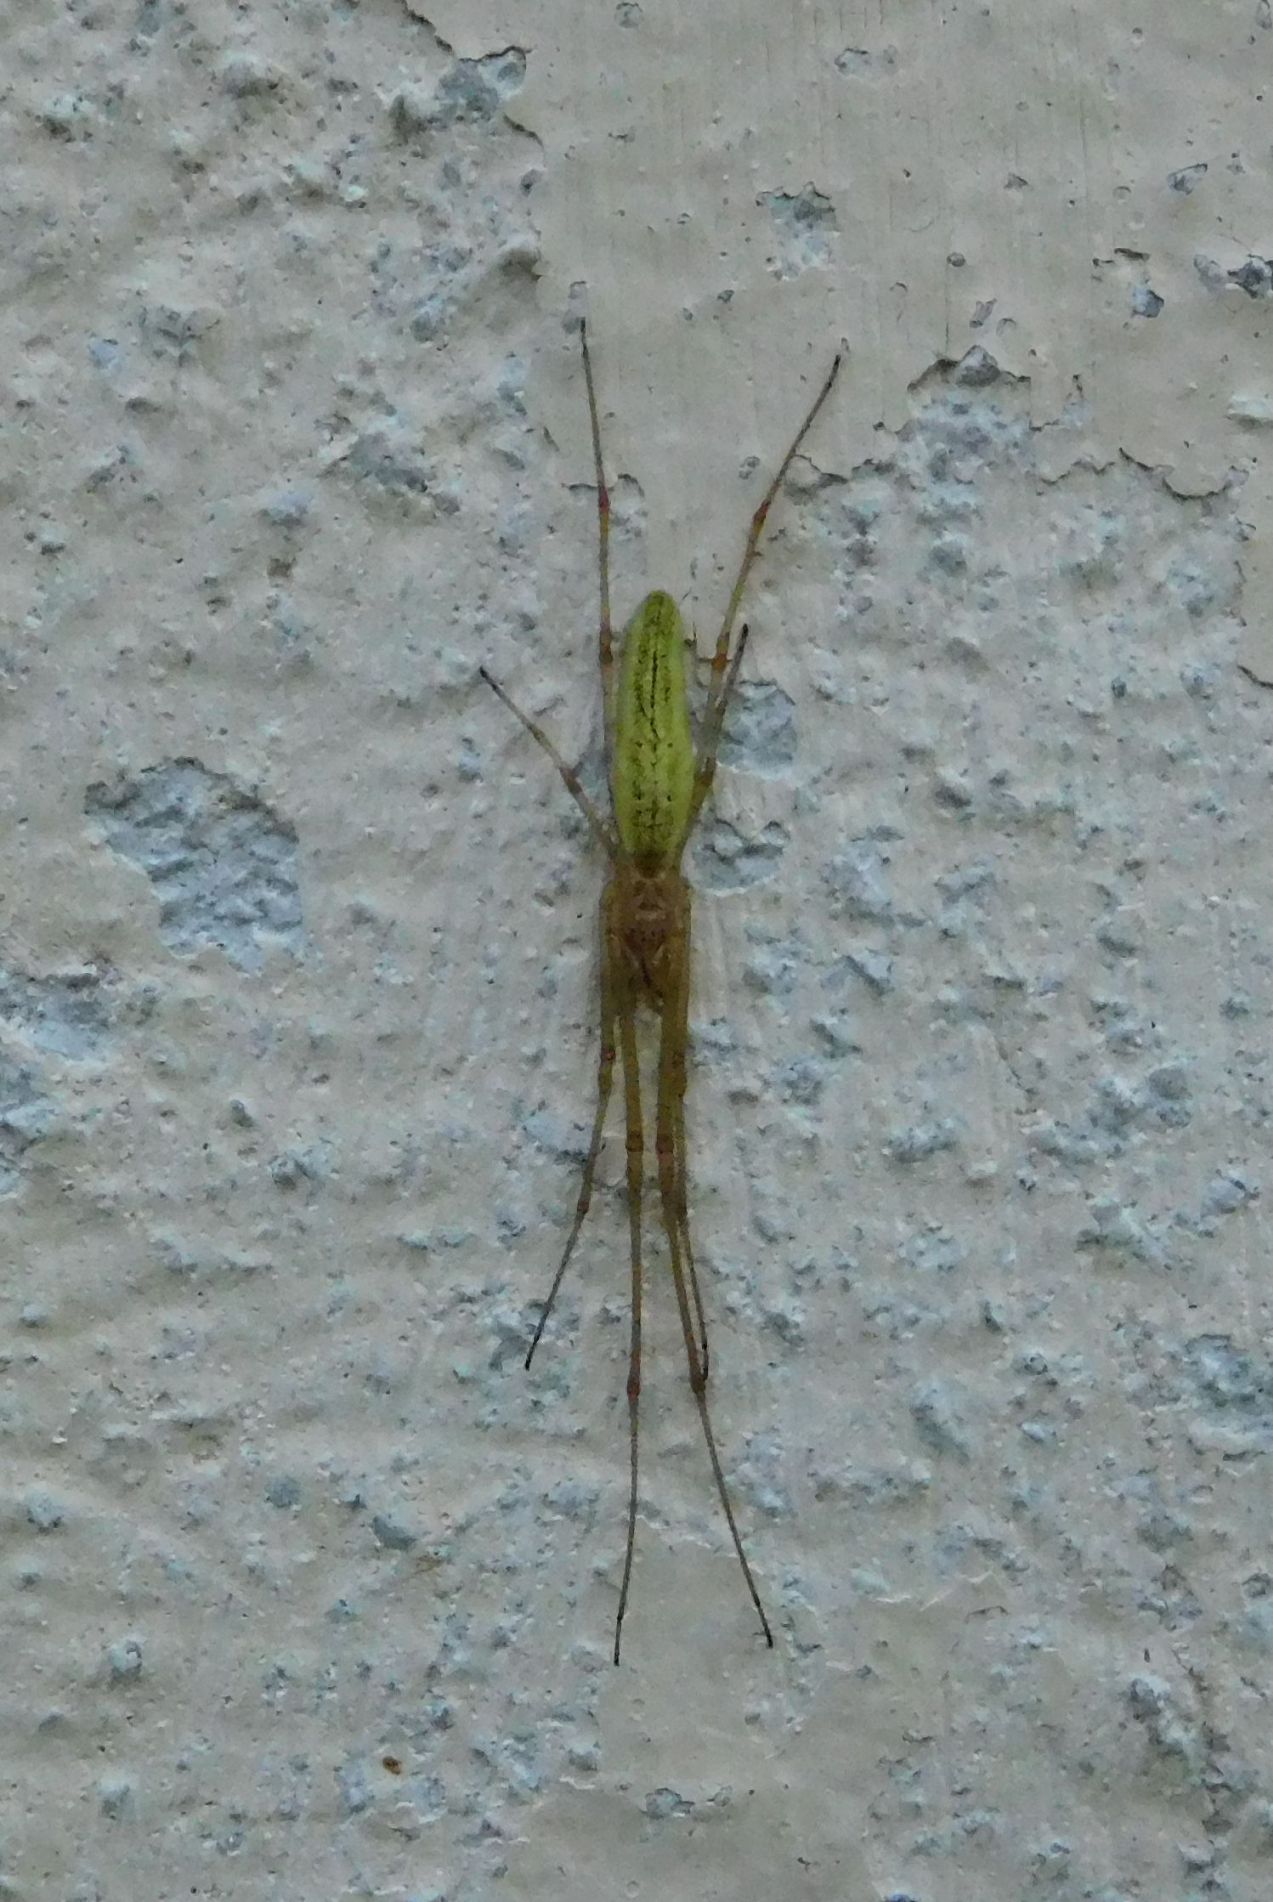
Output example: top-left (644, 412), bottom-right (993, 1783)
top-left (3, 2), bottom-right (1273, 1899)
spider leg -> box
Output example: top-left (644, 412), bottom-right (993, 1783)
top-left (525, 896), bottom-right (619, 1369)
top-left (656, 881), bottom-right (773, 1649)
top-left (580, 319), bottom-right (616, 754)
top-left (678, 623), bottom-right (751, 859)
top-left (480, 667), bottom-right (618, 858)
top-left (612, 943), bottom-right (645, 1665)
top-left (667, 884), bottom-right (710, 1376)
top-left (686, 350), bottom-right (843, 839)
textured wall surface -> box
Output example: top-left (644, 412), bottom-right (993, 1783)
top-left (4, 3), bottom-right (1273, 1899)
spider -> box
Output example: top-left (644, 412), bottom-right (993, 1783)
top-left (481, 321), bottom-right (841, 1663)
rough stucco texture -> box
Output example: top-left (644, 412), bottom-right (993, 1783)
top-left (3, 4), bottom-right (1273, 1902)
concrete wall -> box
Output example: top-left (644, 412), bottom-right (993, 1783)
top-left (4, 2), bottom-right (1272, 1897)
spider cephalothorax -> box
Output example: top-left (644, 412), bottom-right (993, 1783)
top-left (610, 863), bottom-right (686, 1006)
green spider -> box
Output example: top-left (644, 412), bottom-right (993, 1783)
top-left (482, 321), bottom-right (841, 1662)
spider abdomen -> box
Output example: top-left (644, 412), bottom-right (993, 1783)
top-left (611, 589), bottom-right (695, 871)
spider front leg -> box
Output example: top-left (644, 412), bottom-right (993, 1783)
top-left (524, 910), bottom-right (619, 1369)
top-left (663, 883), bottom-right (710, 1376)
top-left (612, 912), bottom-right (646, 1666)
top-left (655, 878), bottom-right (774, 1650)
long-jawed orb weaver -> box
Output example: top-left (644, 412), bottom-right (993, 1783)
top-left (481, 322), bottom-right (841, 1662)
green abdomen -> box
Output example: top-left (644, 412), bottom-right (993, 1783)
top-left (611, 590), bottom-right (695, 869)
